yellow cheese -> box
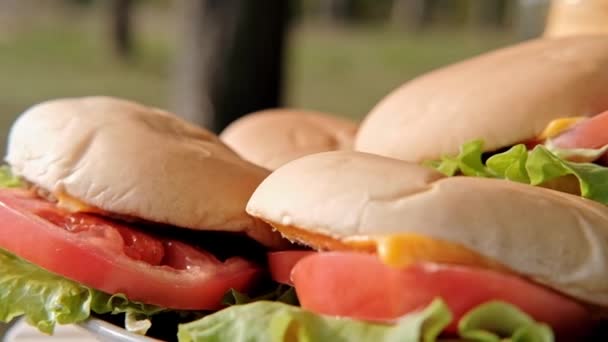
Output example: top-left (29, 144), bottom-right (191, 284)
top-left (55, 192), bottom-right (101, 213)
top-left (271, 222), bottom-right (511, 273)
top-left (366, 234), bottom-right (510, 273)
top-left (537, 117), bottom-right (586, 140)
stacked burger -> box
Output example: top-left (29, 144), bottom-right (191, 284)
top-left (2, 35), bottom-right (608, 342)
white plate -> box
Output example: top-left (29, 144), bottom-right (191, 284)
top-left (79, 318), bottom-right (163, 342)
top-left (4, 318), bottom-right (97, 342)
top-left (3, 317), bottom-right (163, 342)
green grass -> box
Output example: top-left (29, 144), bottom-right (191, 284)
top-left (287, 24), bottom-right (513, 118)
top-left (0, 19), bottom-right (514, 153)
top-left (0, 23), bottom-right (170, 152)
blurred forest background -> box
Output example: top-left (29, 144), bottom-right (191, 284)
top-left (0, 0), bottom-right (551, 153)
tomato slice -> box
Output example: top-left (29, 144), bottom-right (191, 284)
top-left (0, 189), bottom-right (261, 310)
top-left (268, 251), bottom-right (316, 285)
top-left (291, 252), bottom-right (590, 336)
top-left (551, 111), bottom-right (608, 151)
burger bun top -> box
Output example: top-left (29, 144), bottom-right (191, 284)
top-left (6, 96), bottom-right (285, 248)
top-left (355, 36), bottom-right (608, 162)
top-left (247, 151), bottom-right (608, 307)
top-left (220, 109), bottom-right (357, 170)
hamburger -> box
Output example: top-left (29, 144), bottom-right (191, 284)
top-left (177, 151), bottom-right (605, 341)
top-left (220, 109), bottom-right (357, 170)
top-left (0, 96), bottom-right (287, 337)
top-left (353, 35), bottom-right (608, 201)
top-left (355, 36), bottom-right (608, 163)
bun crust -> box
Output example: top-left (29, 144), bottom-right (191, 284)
top-left (545, 0), bottom-right (608, 37)
top-left (220, 109), bottom-right (357, 170)
top-left (247, 151), bottom-right (608, 306)
top-left (355, 36), bottom-right (608, 162)
top-left (7, 96), bottom-right (285, 247)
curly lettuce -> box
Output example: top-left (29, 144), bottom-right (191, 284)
top-left (0, 249), bottom-right (163, 334)
top-left (178, 299), bottom-right (553, 342)
top-left (426, 140), bottom-right (608, 204)
top-left (0, 166), bottom-right (22, 188)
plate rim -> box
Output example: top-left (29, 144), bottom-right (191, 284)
top-left (79, 317), bottom-right (164, 342)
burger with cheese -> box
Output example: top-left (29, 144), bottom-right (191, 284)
top-left (0, 96), bottom-right (288, 337)
top-left (353, 35), bottom-right (608, 201)
top-left (176, 151), bottom-right (607, 341)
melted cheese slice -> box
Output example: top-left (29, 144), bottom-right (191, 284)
top-left (271, 222), bottom-right (510, 273)
top-left (55, 191), bottom-right (102, 213)
top-left (345, 234), bottom-right (511, 273)
top-left (537, 116), bottom-right (585, 140)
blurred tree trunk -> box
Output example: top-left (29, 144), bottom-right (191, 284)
top-left (515, 0), bottom-right (550, 40)
top-left (467, 0), bottom-right (508, 29)
top-left (111, 0), bottom-right (133, 58)
top-left (172, 0), bottom-right (288, 132)
top-left (390, 0), bottom-right (435, 30)
top-left (319, 0), bottom-right (354, 24)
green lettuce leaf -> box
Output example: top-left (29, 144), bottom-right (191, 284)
top-left (0, 249), bottom-right (163, 334)
top-left (486, 144), bottom-right (530, 183)
top-left (124, 312), bottom-right (152, 336)
top-left (222, 285), bottom-right (299, 306)
top-left (525, 147), bottom-right (608, 204)
top-left (178, 299), bottom-right (451, 342)
top-left (423, 140), bottom-right (493, 178)
top-left (458, 301), bottom-right (553, 342)
top-left (0, 166), bottom-right (22, 188)
top-left (178, 299), bottom-right (554, 342)
top-left (429, 140), bottom-right (608, 205)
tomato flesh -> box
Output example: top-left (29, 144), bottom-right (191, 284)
top-left (37, 209), bottom-right (166, 265)
top-left (268, 251), bottom-right (315, 285)
top-left (290, 252), bottom-right (591, 336)
top-left (0, 189), bottom-right (261, 310)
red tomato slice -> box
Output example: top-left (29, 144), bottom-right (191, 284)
top-left (0, 189), bottom-right (261, 310)
top-left (268, 251), bottom-right (316, 285)
top-left (291, 252), bottom-right (591, 336)
top-left (551, 110), bottom-right (608, 151)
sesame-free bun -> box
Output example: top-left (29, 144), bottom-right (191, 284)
top-left (355, 36), bottom-right (608, 162)
top-left (6, 96), bottom-right (284, 247)
top-left (544, 0), bottom-right (608, 37)
top-left (220, 109), bottom-right (357, 170)
top-left (247, 151), bottom-right (608, 307)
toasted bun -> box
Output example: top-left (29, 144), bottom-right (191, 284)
top-left (247, 151), bottom-right (608, 307)
top-left (355, 36), bottom-right (608, 162)
top-left (220, 109), bottom-right (358, 170)
top-left (6, 96), bottom-right (285, 248)
top-left (545, 0), bottom-right (608, 37)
